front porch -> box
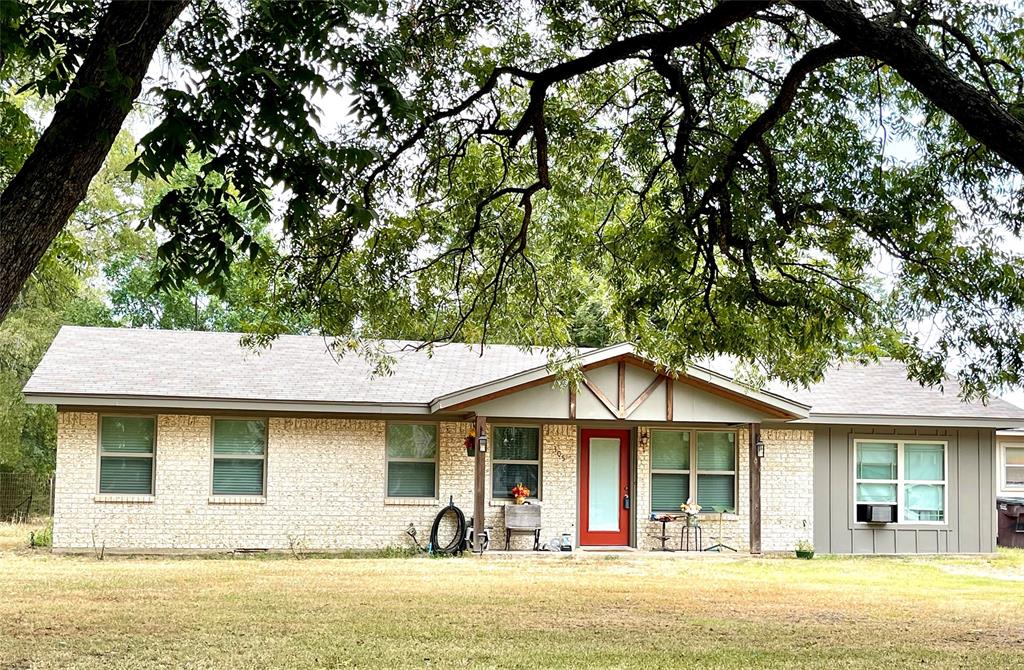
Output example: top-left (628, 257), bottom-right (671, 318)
top-left (460, 355), bottom-right (816, 555)
top-left (471, 422), bottom-right (765, 555)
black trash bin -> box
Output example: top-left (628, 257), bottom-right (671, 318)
top-left (996, 497), bottom-right (1024, 549)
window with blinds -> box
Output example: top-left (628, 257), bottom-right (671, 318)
top-left (696, 432), bottom-right (736, 513)
top-left (649, 429), bottom-right (737, 514)
top-left (99, 416), bottom-right (155, 494)
top-left (386, 423), bottom-right (438, 498)
top-left (492, 426), bottom-right (541, 499)
top-left (650, 430), bottom-right (689, 512)
top-left (212, 419), bottom-right (267, 496)
top-left (854, 440), bottom-right (947, 523)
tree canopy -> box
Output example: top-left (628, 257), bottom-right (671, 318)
top-left (2, 0), bottom-right (1024, 399)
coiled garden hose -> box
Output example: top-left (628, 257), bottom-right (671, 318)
top-left (428, 497), bottom-right (467, 555)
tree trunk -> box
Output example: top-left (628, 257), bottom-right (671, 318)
top-left (0, 0), bottom-right (190, 322)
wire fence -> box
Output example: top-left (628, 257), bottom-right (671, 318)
top-left (0, 471), bottom-right (53, 522)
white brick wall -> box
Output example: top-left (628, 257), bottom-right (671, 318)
top-left (760, 428), bottom-right (815, 553)
top-left (53, 412), bottom-right (809, 553)
top-left (635, 427), bottom-right (751, 551)
top-left (52, 412), bottom-right (577, 552)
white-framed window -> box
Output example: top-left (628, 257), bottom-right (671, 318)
top-left (1002, 444), bottom-right (1024, 493)
top-left (211, 418), bottom-right (267, 496)
top-left (491, 426), bottom-right (541, 500)
top-left (650, 429), bottom-right (737, 514)
top-left (98, 415), bottom-right (156, 494)
top-left (854, 439), bottom-right (947, 524)
top-left (386, 423), bottom-right (438, 498)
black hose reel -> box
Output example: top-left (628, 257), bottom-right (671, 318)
top-left (429, 496), bottom-right (467, 555)
top-left (405, 497), bottom-right (490, 555)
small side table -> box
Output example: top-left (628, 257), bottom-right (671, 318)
top-left (679, 521), bottom-right (703, 551)
top-left (649, 514), bottom-right (676, 551)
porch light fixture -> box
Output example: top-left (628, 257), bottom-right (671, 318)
top-left (477, 434), bottom-right (488, 453)
top-left (755, 438), bottom-right (765, 459)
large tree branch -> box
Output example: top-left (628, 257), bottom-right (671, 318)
top-left (793, 0), bottom-right (1024, 173)
top-left (0, 0), bottom-right (190, 321)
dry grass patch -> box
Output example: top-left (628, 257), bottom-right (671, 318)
top-left (0, 517), bottom-right (48, 551)
top-left (1, 547), bottom-right (1023, 669)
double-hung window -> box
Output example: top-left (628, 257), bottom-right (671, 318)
top-left (212, 419), bottom-right (267, 496)
top-left (855, 440), bottom-right (946, 523)
top-left (696, 432), bottom-right (737, 512)
top-left (491, 426), bottom-right (541, 499)
top-left (1003, 445), bottom-right (1024, 493)
top-left (99, 416), bottom-right (155, 494)
top-left (386, 423), bottom-right (438, 498)
top-left (650, 429), bottom-right (737, 513)
top-left (650, 430), bottom-right (690, 512)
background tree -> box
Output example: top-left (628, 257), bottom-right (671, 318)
top-left (0, 95), bottom-right (296, 479)
top-left (1, 0), bottom-right (1023, 400)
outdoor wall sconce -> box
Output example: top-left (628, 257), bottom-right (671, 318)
top-left (755, 438), bottom-right (765, 459)
top-left (465, 431), bottom-right (488, 456)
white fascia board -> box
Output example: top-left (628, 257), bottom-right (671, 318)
top-left (794, 413), bottom-right (1024, 429)
top-left (23, 393), bottom-right (431, 415)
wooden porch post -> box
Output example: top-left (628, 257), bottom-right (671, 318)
top-left (474, 414), bottom-right (487, 553)
top-left (749, 422), bottom-right (762, 555)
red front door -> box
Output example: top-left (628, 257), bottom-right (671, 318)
top-left (579, 429), bottom-right (631, 546)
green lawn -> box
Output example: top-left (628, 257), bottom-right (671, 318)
top-left (1, 523), bottom-right (1023, 669)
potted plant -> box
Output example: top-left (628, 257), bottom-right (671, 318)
top-left (511, 483), bottom-right (530, 505)
top-left (795, 539), bottom-right (815, 560)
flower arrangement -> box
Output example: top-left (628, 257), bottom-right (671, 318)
top-left (511, 483), bottom-right (530, 504)
top-left (680, 498), bottom-right (702, 526)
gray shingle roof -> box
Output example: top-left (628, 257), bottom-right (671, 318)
top-left (781, 359), bottom-right (1024, 420)
top-left (23, 326), bottom-right (550, 405)
top-left (23, 326), bottom-right (1024, 423)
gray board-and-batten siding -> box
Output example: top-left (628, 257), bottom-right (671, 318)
top-left (810, 424), bottom-right (996, 554)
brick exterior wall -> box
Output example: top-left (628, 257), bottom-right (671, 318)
top-left (760, 429), bottom-right (815, 553)
top-left (635, 427), bottom-right (751, 551)
top-left (53, 412), bottom-right (810, 553)
top-left (52, 412), bottom-right (578, 552)
top-left (634, 427), bottom-right (814, 553)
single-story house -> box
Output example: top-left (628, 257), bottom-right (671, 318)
top-left (23, 326), bottom-right (1024, 554)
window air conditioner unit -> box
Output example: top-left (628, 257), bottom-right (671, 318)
top-left (856, 503), bottom-right (897, 524)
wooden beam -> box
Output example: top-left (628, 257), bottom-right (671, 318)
top-left (617, 360), bottom-right (626, 415)
top-left (749, 422), bottom-right (762, 555)
top-left (568, 387), bottom-right (577, 420)
top-left (474, 415), bottom-right (487, 554)
top-left (623, 375), bottom-right (664, 419)
top-left (665, 377), bottom-right (674, 421)
top-left (582, 375), bottom-right (619, 418)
